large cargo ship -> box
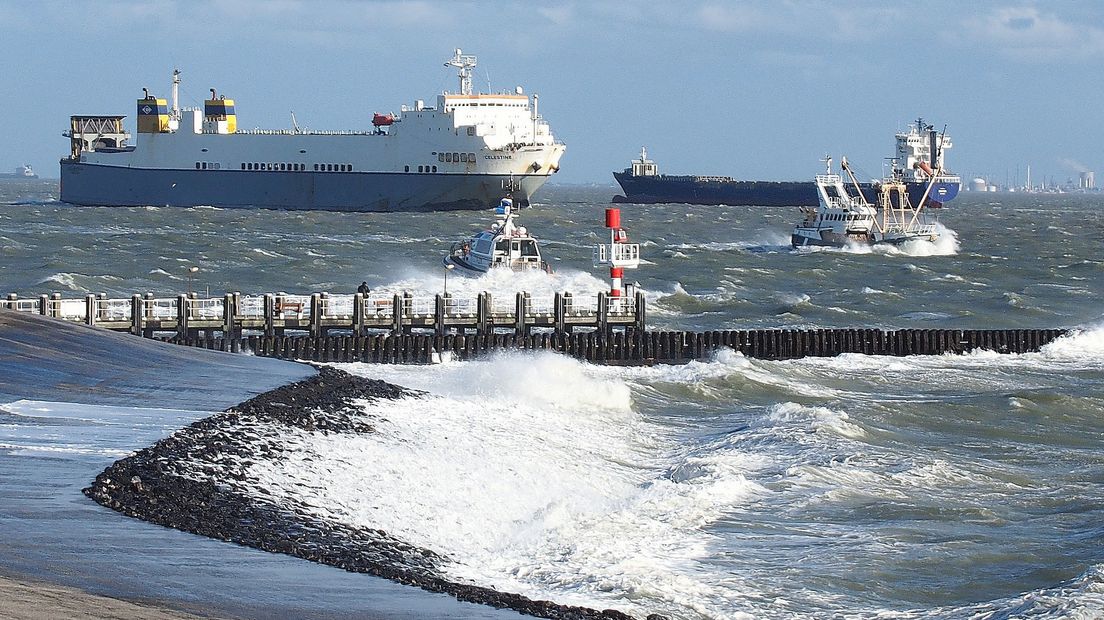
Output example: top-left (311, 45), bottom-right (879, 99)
top-left (613, 119), bottom-right (961, 207)
top-left (60, 50), bottom-right (565, 211)
top-left (0, 164), bottom-right (38, 180)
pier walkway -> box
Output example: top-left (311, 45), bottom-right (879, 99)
top-left (1, 291), bottom-right (1068, 365)
top-left (2, 290), bottom-right (645, 338)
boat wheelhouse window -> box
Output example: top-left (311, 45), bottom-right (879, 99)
top-left (520, 240), bottom-right (539, 257)
top-left (495, 240), bottom-right (510, 253)
top-left (474, 238), bottom-right (492, 254)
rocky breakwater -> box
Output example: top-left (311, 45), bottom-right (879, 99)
top-left (84, 366), bottom-right (645, 620)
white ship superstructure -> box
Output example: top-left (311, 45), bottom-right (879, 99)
top-left (890, 118), bottom-right (960, 204)
top-left (61, 49), bottom-right (565, 211)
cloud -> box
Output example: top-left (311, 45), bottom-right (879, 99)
top-left (691, 2), bottom-right (904, 41)
top-left (694, 3), bottom-right (771, 33)
top-left (964, 6), bottom-right (1104, 60)
top-left (538, 6), bottom-right (574, 26)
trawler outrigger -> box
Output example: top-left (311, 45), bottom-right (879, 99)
top-left (443, 197), bottom-right (553, 275)
top-left (791, 157), bottom-right (940, 248)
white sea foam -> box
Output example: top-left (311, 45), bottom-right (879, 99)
top-left (376, 266), bottom-right (614, 303)
top-left (34, 272), bottom-right (124, 290)
top-left (224, 353), bottom-right (776, 618)
top-left (1041, 323), bottom-right (1104, 359)
top-left (872, 223), bottom-right (960, 257)
top-left (251, 247), bottom-right (288, 258)
top-left (795, 223), bottom-right (959, 257)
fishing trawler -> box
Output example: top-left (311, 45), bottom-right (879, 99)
top-left (443, 197), bottom-right (552, 275)
top-left (59, 49), bottom-right (564, 211)
top-left (792, 158), bottom-right (878, 247)
top-left (791, 157), bottom-right (940, 248)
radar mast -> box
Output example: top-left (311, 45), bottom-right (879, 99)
top-left (445, 48), bottom-right (477, 95)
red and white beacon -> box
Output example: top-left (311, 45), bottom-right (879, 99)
top-left (593, 207), bottom-right (641, 309)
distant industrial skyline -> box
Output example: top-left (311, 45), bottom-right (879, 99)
top-left (2, 1), bottom-right (1102, 186)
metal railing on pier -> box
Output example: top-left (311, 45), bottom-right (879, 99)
top-left (1, 290), bottom-right (647, 339)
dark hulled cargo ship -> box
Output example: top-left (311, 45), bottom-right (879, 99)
top-left (613, 119), bottom-right (961, 208)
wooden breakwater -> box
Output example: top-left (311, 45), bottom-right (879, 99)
top-left (163, 327), bottom-right (1069, 365)
top-left (1, 291), bottom-right (1071, 365)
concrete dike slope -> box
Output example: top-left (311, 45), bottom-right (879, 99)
top-left (0, 310), bottom-right (528, 619)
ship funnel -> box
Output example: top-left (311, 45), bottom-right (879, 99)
top-left (142, 87), bottom-right (149, 99)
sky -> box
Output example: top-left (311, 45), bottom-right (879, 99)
top-left (1, 0), bottom-right (1103, 187)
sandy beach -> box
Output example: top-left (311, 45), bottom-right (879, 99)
top-left (0, 574), bottom-right (207, 620)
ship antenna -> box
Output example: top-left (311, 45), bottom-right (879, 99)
top-left (171, 68), bottom-right (181, 120)
top-left (445, 48), bottom-right (477, 95)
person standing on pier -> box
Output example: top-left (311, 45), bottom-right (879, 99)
top-left (357, 282), bottom-right (370, 295)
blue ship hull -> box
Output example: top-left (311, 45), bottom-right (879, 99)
top-left (613, 171), bottom-right (960, 208)
top-left (60, 161), bottom-right (551, 212)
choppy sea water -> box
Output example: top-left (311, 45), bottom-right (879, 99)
top-left (2, 178), bottom-right (1104, 618)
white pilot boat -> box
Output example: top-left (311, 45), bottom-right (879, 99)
top-left (443, 197), bottom-right (552, 275)
top-left (792, 157), bottom-right (940, 248)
